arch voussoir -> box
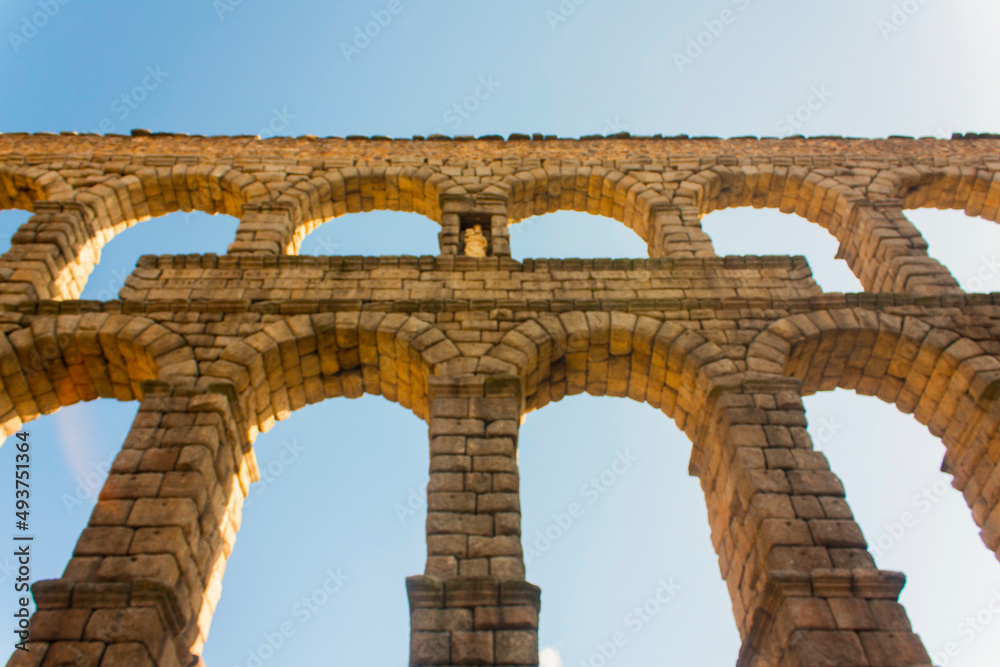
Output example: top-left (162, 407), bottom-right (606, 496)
top-left (481, 311), bottom-right (930, 664)
top-left (749, 308), bottom-right (1000, 565)
top-left (0, 315), bottom-right (196, 437)
top-left (13, 133), bottom-right (1000, 666)
top-left (201, 313), bottom-right (447, 438)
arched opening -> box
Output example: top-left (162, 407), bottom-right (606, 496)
top-left (0, 209), bottom-right (30, 255)
top-left (518, 395), bottom-right (740, 665)
top-left (748, 308), bottom-right (1000, 663)
top-left (904, 208), bottom-right (1000, 292)
top-left (80, 210), bottom-right (238, 301)
top-left (0, 314), bottom-right (196, 439)
top-left (803, 390), bottom-right (1000, 666)
top-left (509, 211), bottom-right (649, 260)
top-left (702, 207), bottom-right (862, 292)
top-left (0, 399), bottom-right (140, 661)
top-left (297, 211), bottom-right (440, 256)
top-left (200, 395), bottom-right (428, 666)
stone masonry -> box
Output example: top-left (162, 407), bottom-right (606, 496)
top-left (2, 130), bottom-right (1000, 665)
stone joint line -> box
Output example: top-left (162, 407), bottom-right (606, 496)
top-left (3, 133), bottom-right (1000, 666)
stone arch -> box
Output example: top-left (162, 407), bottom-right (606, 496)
top-left (696, 164), bottom-right (962, 294)
top-left (67, 164), bottom-right (251, 223)
top-left (479, 313), bottom-right (912, 655)
top-left (62, 164), bottom-right (254, 268)
top-left (0, 163), bottom-right (74, 210)
top-left (495, 162), bottom-right (953, 269)
top-left (480, 312), bottom-right (742, 442)
top-left (0, 314), bottom-right (197, 438)
top-left (747, 308), bottom-right (1000, 556)
top-left (291, 208), bottom-right (444, 257)
top-left (279, 166), bottom-right (462, 253)
top-left (698, 165), bottom-right (855, 225)
top-left (278, 164), bottom-right (695, 258)
top-left (502, 166), bottom-right (673, 245)
top-left (0, 165), bottom-right (255, 302)
top-left (875, 163), bottom-right (1000, 223)
top-left (199, 312), bottom-right (461, 441)
top-left (496, 163), bottom-right (921, 262)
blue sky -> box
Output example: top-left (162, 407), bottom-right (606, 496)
top-left (1, 1), bottom-right (1000, 665)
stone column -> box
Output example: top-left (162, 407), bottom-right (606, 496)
top-left (12, 382), bottom-right (257, 667)
top-left (438, 214), bottom-right (461, 257)
top-left (0, 201), bottom-right (97, 305)
top-left (647, 203), bottom-right (716, 258)
top-left (407, 374), bottom-right (540, 666)
top-left (839, 200), bottom-right (961, 295)
top-left (488, 214), bottom-right (511, 258)
top-left (227, 201), bottom-right (299, 256)
top-left (689, 376), bottom-right (931, 667)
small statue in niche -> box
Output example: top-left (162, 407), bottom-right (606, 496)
top-left (463, 224), bottom-right (488, 257)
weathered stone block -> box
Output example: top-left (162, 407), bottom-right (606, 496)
top-left (98, 643), bottom-right (157, 667)
top-left (859, 631), bottom-right (931, 666)
top-left (495, 630), bottom-right (538, 665)
top-left (452, 631), bottom-right (494, 664)
top-left (783, 630), bottom-right (869, 666)
top-left (28, 609), bottom-right (92, 641)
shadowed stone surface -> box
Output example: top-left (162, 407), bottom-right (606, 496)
top-left (6, 131), bottom-right (998, 665)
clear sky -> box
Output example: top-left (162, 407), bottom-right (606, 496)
top-left (1, 1), bottom-right (999, 665)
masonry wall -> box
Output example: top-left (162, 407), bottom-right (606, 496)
top-left (2, 132), bottom-right (1000, 666)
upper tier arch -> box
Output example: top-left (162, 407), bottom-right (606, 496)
top-left (1, 135), bottom-right (997, 300)
top-left (878, 164), bottom-right (1000, 221)
top-left (282, 166), bottom-right (455, 250)
top-left (0, 163), bottom-right (73, 210)
top-left (0, 163), bottom-right (254, 302)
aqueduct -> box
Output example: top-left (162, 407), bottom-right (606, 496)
top-left (3, 131), bottom-right (1000, 666)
